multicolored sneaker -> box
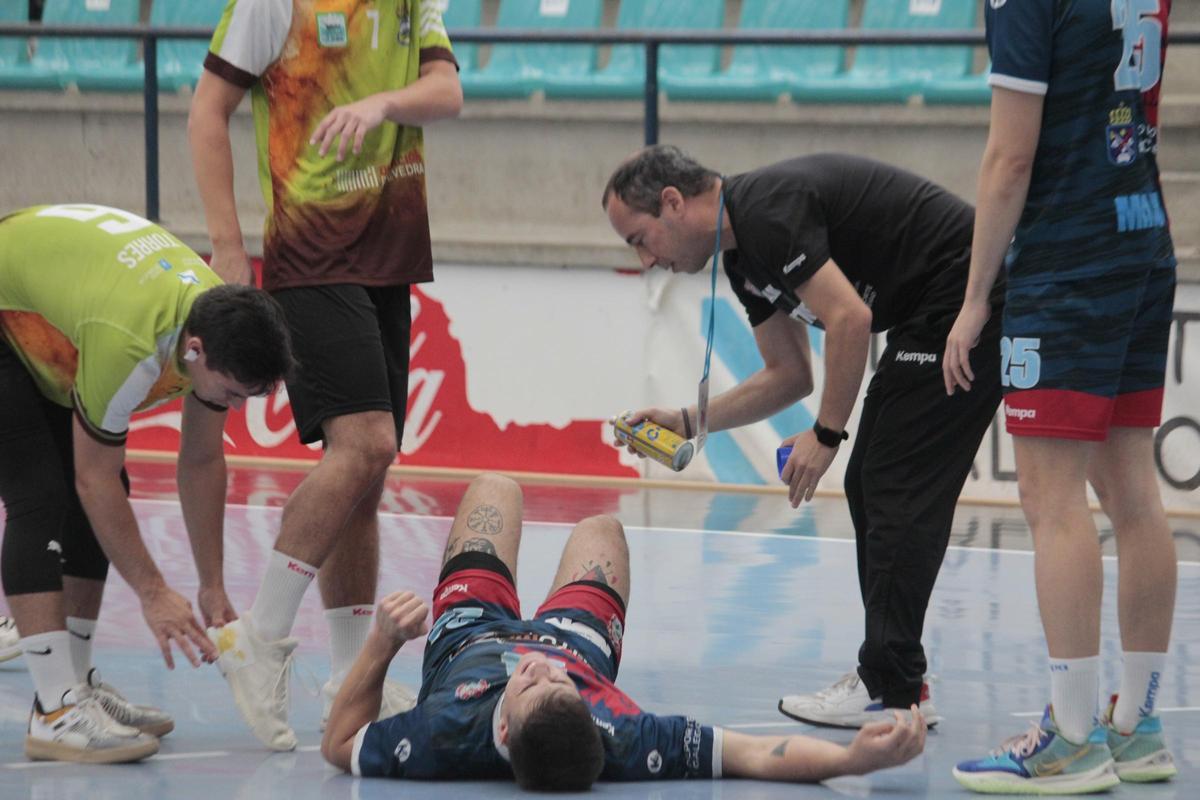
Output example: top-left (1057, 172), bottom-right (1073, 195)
top-left (0, 615), bottom-right (19, 663)
top-left (953, 706), bottom-right (1118, 795)
top-left (1102, 695), bottom-right (1176, 783)
top-left (87, 668), bottom-right (175, 737)
top-left (778, 671), bottom-right (941, 729)
top-left (319, 677), bottom-right (417, 731)
top-left (25, 687), bottom-right (159, 764)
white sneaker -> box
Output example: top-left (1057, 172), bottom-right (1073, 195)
top-left (208, 614), bottom-right (298, 751)
top-left (25, 686), bottom-right (159, 763)
top-left (86, 668), bottom-right (175, 737)
top-left (778, 672), bottom-right (942, 729)
top-left (320, 677), bottom-right (417, 731)
top-left (0, 615), bottom-right (20, 663)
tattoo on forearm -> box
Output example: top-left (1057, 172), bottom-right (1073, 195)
top-left (461, 538), bottom-right (497, 555)
top-left (467, 505), bottom-right (504, 535)
top-left (574, 559), bottom-right (617, 587)
top-left (770, 739), bottom-right (789, 758)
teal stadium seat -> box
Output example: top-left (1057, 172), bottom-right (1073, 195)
top-left (793, 0), bottom-right (977, 103)
top-left (151, 0), bottom-right (227, 93)
top-left (460, 0), bottom-right (602, 99)
top-left (0, 4), bottom-right (35, 87)
top-left (442, 0), bottom-right (482, 75)
top-left (663, 0), bottom-right (849, 102)
top-left (923, 61), bottom-right (992, 104)
top-left (29, 0), bottom-right (142, 91)
top-left (543, 0), bottom-right (725, 100)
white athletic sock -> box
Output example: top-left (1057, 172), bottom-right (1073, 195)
top-left (249, 551), bottom-right (317, 642)
top-left (21, 631), bottom-right (78, 712)
top-left (326, 605), bottom-right (375, 686)
top-left (65, 616), bottom-right (97, 684)
top-left (1049, 655), bottom-right (1100, 744)
top-left (1112, 651), bottom-right (1168, 733)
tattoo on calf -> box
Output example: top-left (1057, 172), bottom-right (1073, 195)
top-left (466, 504), bottom-right (504, 535)
top-left (461, 538), bottom-right (497, 555)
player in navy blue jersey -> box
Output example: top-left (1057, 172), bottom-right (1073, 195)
top-left (944, 0), bottom-right (1177, 794)
top-left (321, 474), bottom-right (926, 790)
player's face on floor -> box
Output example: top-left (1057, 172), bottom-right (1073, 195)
top-left (606, 194), bottom-right (708, 274)
top-left (504, 651), bottom-right (580, 723)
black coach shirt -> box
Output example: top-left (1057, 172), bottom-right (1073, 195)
top-left (722, 154), bottom-right (976, 332)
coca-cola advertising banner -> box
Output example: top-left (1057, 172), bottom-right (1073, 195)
top-left (129, 263), bottom-right (1199, 514)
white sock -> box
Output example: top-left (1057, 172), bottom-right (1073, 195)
top-left (1049, 655), bottom-right (1100, 744)
top-left (326, 605), bottom-right (374, 685)
top-left (249, 551), bottom-right (317, 641)
top-left (21, 631), bottom-right (78, 711)
top-left (65, 616), bottom-right (97, 684)
top-left (1112, 651), bottom-right (1167, 733)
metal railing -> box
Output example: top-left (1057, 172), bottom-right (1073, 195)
top-left (2, 22), bottom-right (1199, 222)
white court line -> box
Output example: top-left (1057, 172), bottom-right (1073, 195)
top-left (1011, 706), bottom-right (1200, 718)
top-left (132, 498), bottom-right (1200, 568)
top-left (2, 744), bottom-right (321, 770)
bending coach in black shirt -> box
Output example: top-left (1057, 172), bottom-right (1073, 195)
top-left (603, 146), bottom-right (1005, 729)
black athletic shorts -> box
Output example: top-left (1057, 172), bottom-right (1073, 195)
top-left (270, 283), bottom-right (411, 447)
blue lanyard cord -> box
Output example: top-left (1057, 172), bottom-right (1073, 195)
top-left (702, 188), bottom-right (724, 382)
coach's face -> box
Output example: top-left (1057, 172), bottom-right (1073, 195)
top-left (606, 188), bottom-right (712, 274)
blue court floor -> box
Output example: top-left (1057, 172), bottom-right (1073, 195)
top-left (1, 467), bottom-right (1197, 798)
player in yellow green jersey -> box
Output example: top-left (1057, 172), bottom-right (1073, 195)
top-left (0, 204), bottom-right (294, 763)
top-left (189, 0), bottom-right (462, 751)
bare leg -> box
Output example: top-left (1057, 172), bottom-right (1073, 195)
top-left (274, 410), bottom-right (397, 568)
top-left (62, 576), bottom-right (104, 620)
top-left (1087, 427), bottom-right (1176, 652)
top-left (1014, 436), bottom-right (1102, 658)
top-left (6, 593), bottom-right (65, 636)
top-left (546, 515), bottom-right (629, 608)
top-left (318, 474), bottom-right (384, 609)
top-left (440, 473), bottom-right (523, 581)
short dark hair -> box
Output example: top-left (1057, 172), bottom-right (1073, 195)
top-left (184, 284), bottom-right (295, 393)
top-left (508, 691), bottom-right (604, 791)
top-left (602, 144), bottom-right (719, 215)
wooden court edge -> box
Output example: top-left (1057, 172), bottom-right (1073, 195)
top-left (125, 449), bottom-right (1200, 519)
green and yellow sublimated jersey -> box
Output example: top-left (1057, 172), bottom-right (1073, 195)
top-left (0, 204), bottom-right (221, 444)
top-left (204, 0), bottom-right (456, 290)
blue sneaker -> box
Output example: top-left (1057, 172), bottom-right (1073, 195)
top-left (953, 706), bottom-right (1118, 795)
top-left (1102, 695), bottom-right (1176, 783)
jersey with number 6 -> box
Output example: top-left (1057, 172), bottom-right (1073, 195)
top-left (986, 0), bottom-right (1175, 285)
top-left (204, 0), bottom-right (456, 291)
top-left (0, 205), bottom-right (220, 444)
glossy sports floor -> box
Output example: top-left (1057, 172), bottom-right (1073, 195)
top-left (1, 462), bottom-right (1197, 798)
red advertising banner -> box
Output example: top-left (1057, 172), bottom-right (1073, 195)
top-left (129, 284), bottom-right (637, 478)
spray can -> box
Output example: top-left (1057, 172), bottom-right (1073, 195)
top-left (610, 412), bottom-right (694, 472)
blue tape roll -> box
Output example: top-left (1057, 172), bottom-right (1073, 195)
top-left (776, 445), bottom-right (793, 478)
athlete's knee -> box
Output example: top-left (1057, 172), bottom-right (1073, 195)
top-left (466, 472), bottom-right (522, 506)
top-left (326, 418), bottom-right (397, 482)
top-left (580, 515), bottom-right (626, 546)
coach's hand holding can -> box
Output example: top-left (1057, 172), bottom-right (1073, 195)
top-left (610, 411), bottom-right (694, 472)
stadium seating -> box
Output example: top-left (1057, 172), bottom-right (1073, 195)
top-left (27, 0), bottom-right (142, 91)
top-left (150, 0), bottom-right (225, 93)
top-left (460, 0), bottom-right (603, 99)
top-left (789, 0), bottom-right (979, 103)
top-left (662, 0), bottom-right (850, 102)
top-left (0, 3), bottom-right (34, 85)
top-left (443, 0), bottom-right (482, 74)
top-left (543, 0), bottom-right (725, 100)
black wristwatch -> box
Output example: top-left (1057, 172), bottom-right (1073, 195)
top-left (812, 420), bottom-right (849, 448)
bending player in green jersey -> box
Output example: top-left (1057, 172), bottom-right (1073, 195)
top-left (0, 204), bottom-right (294, 763)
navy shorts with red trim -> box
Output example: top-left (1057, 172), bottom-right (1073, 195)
top-left (423, 552), bottom-right (627, 684)
top-left (1001, 264), bottom-right (1175, 441)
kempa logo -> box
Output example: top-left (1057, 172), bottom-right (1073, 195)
top-left (1006, 406), bottom-right (1037, 421)
top-left (894, 350), bottom-right (937, 365)
top-left (287, 560), bottom-right (316, 579)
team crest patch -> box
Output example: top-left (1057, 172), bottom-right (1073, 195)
top-left (455, 679), bottom-right (490, 700)
top-left (316, 12), bottom-right (348, 48)
top-left (1107, 124), bottom-right (1138, 165)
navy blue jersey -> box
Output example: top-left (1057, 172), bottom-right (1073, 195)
top-left (986, 0), bottom-right (1175, 285)
top-left (353, 623), bottom-right (721, 781)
